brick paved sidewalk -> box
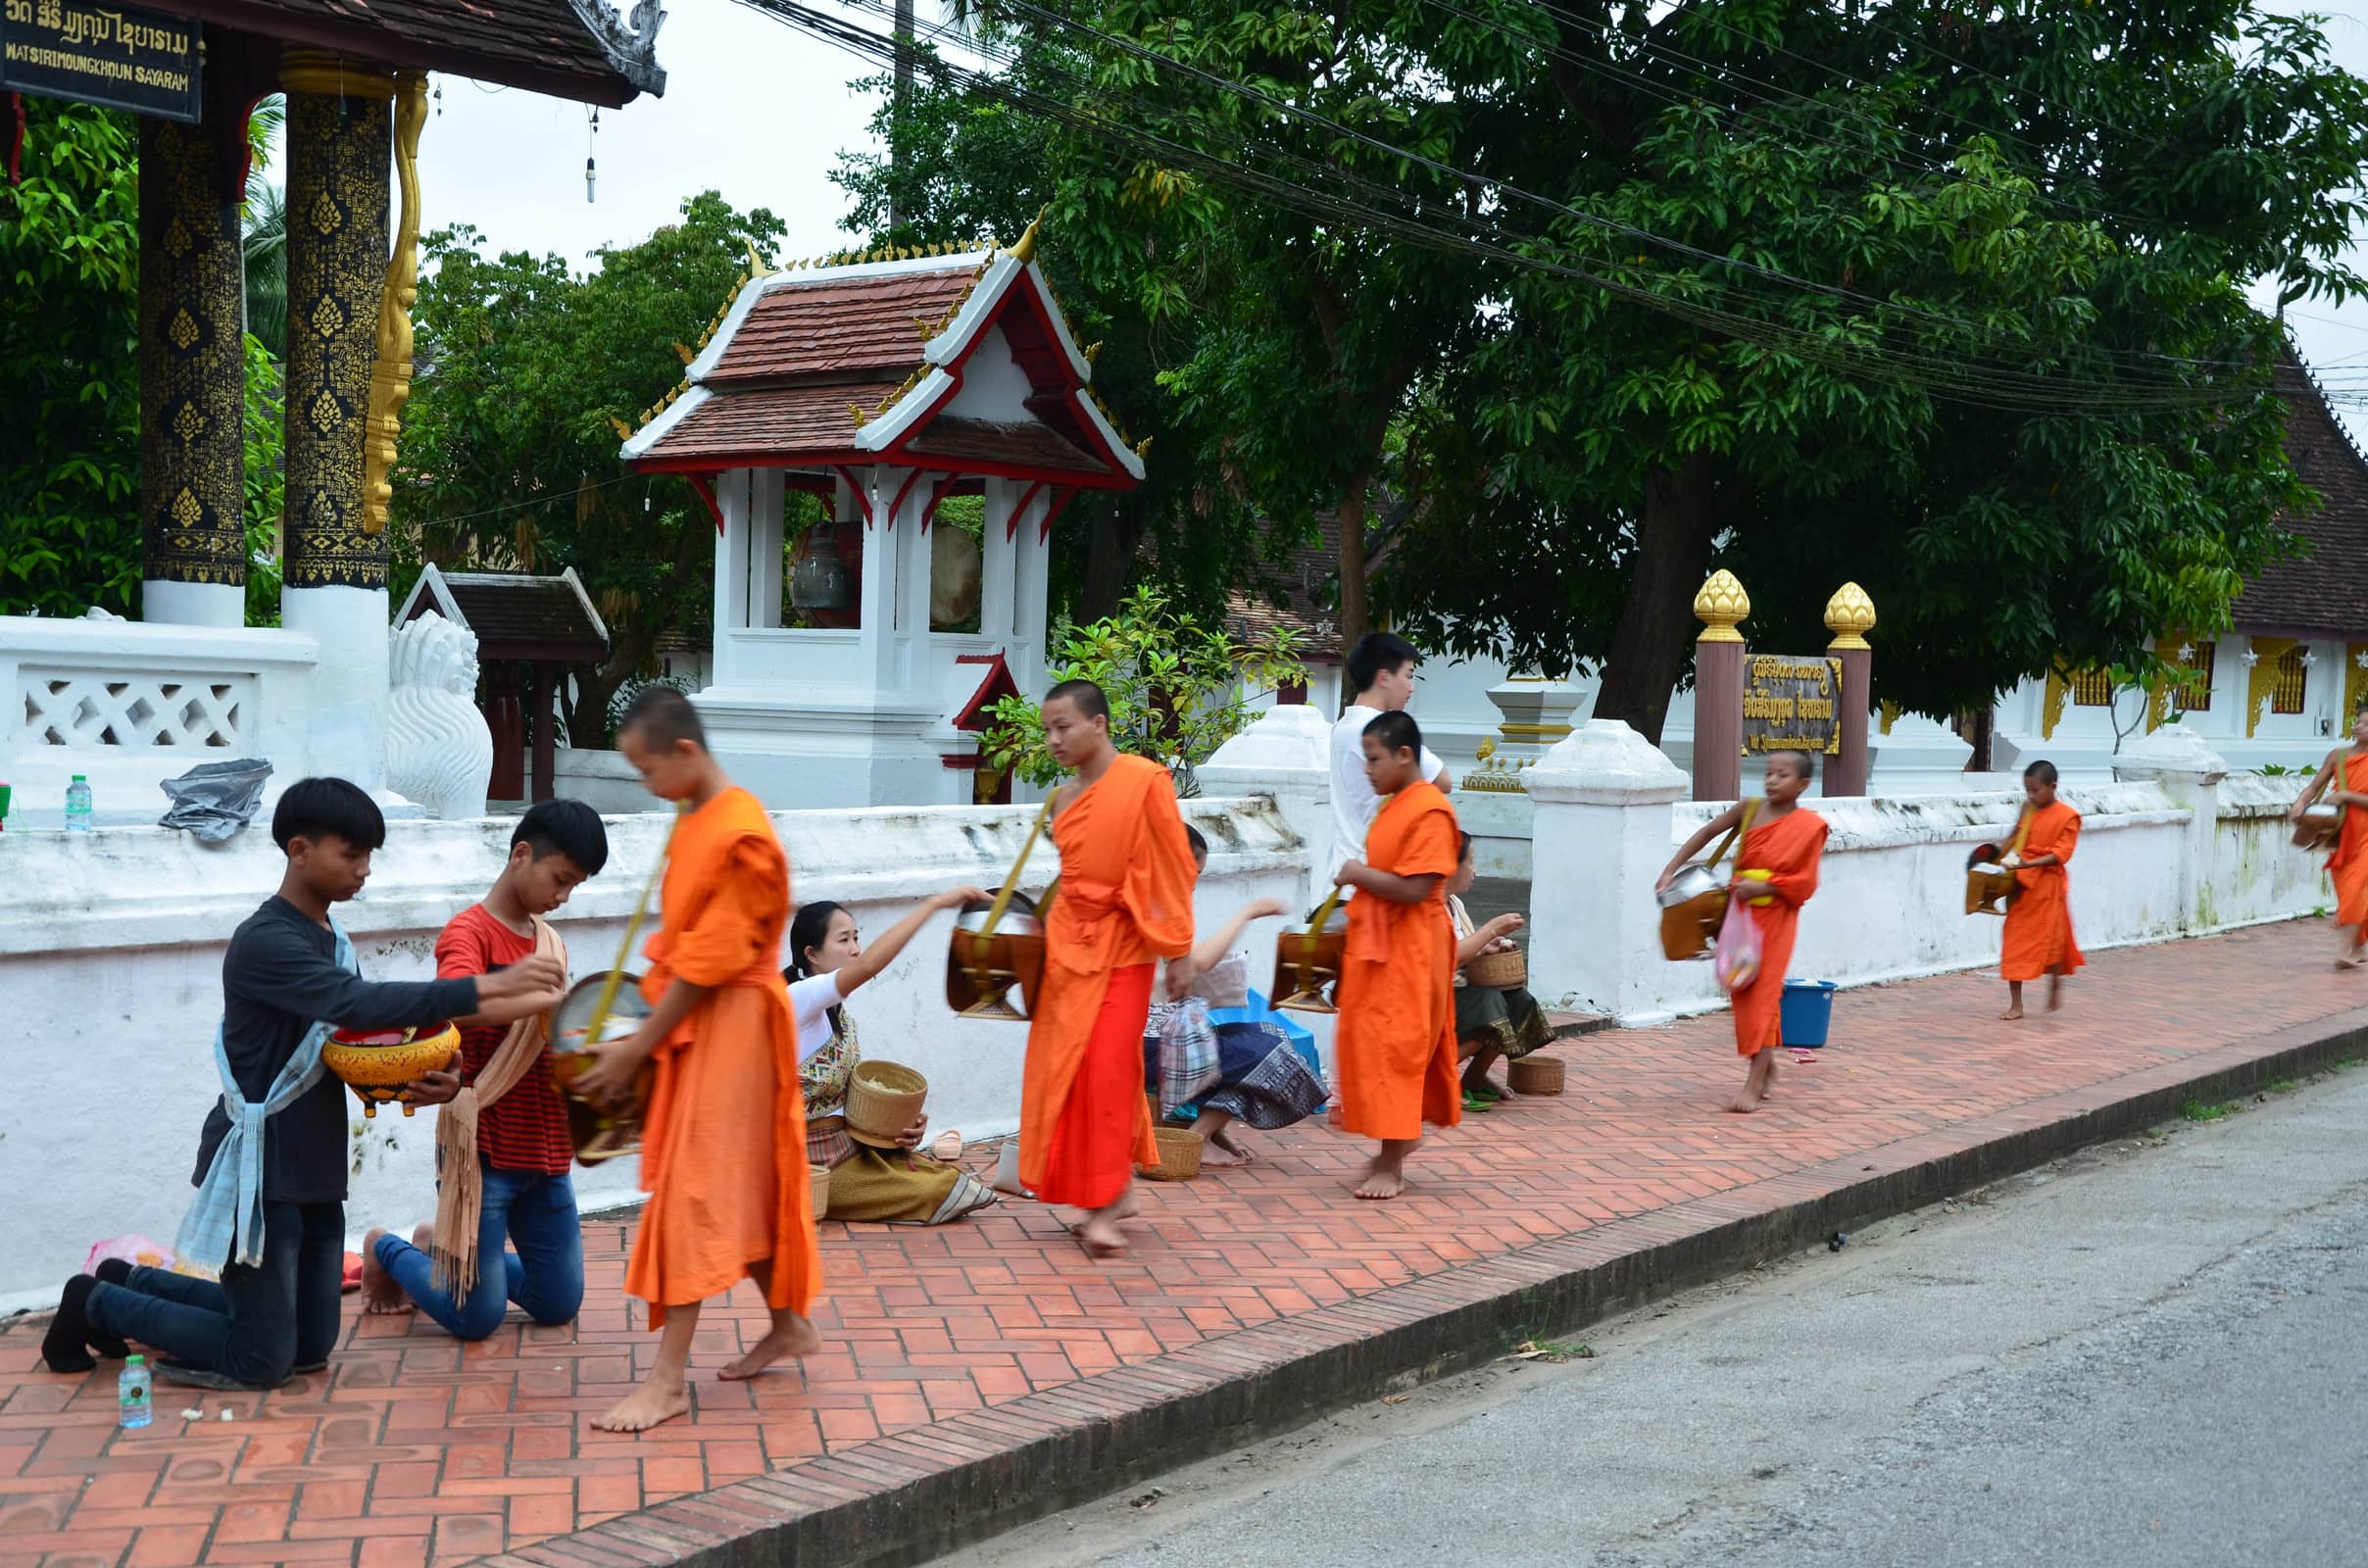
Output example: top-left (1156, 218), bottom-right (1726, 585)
top-left (8, 919), bottom-right (2368, 1568)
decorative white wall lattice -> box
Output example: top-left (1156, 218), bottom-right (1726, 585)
top-left (20, 669), bottom-right (252, 750)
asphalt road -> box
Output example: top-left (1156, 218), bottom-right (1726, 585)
top-left (932, 1066), bottom-right (2368, 1568)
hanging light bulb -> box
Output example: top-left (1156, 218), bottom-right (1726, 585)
top-left (790, 519), bottom-right (853, 611)
top-left (585, 106), bottom-right (598, 204)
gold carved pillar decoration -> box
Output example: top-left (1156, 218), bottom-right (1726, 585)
top-left (137, 115), bottom-right (248, 598)
top-left (363, 71), bottom-right (428, 536)
top-left (2346, 643), bottom-right (2368, 724)
top-left (2244, 636), bottom-right (2295, 739)
top-left (280, 52), bottom-right (396, 591)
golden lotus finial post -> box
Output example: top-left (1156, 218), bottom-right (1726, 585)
top-left (1695, 568), bottom-right (1750, 643)
top-left (1692, 568), bottom-right (1749, 802)
top-left (1824, 581), bottom-right (1876, 798)
top-left (1824, 581), bottom-right (1876, 651)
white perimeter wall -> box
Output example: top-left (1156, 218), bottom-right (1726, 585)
top-left (0, 797), bottom-right (1307, 1311)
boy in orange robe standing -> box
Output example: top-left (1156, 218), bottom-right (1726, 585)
top-left (1998, 760), bottom-right (2084, 1018)
top-left (1024, 679), bottom-right (1199, 1259)
top-left (2290, 708), bottom-right (2368, 966)
top-left (1659, 749), bottom-right (1829, 1113)
top-left (575, 687), bottom-right (821, 1432)
top-left (1331, 710), bottom-right (1462, 1200)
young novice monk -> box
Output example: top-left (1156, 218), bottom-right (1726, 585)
top-left (1331, 710), bottom-right (1462, 1200)
top-left (1998, 760), bottom-right (2084, 1016)
top-left (2290, 708), bottom-right (2368, 966)
top-left (1658, 749), bottom-right (1828, 1113)
top-left (1026, 679), bottom-right (1199, 1259)
top-left (43, 779), bottom-right (565, 1386)
top-left (363, 799), bottom-right (610, 1338)
top-left (574, 688), bottom-right (820, 1432)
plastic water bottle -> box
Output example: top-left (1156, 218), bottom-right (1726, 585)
top-left (65, 774), bottom-right (92, 832)
top-left (118, 1354), bottom-right (151, 1429)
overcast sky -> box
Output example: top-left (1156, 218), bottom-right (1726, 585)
top-left (277, 0), bottom-right (2368, 438)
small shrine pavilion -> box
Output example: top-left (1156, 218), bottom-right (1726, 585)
top-left (619, 220), bottom-right (1146, 808)
top-left (396, 564), bottom-right (610, 804)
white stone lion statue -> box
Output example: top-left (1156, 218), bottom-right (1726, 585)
top-left (384, 611), bottom-right (494, 820)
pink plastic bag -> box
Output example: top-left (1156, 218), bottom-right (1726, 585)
top-left (84, 1234), bottom-right (216, 1282)
top-left (1713, 895), bottom-right (1763, 994)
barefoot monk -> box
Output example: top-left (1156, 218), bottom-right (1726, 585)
top-left (1024, 679), bottom-right (1199, 1259)
top-left (575, 687), bottom-right (821, 1432)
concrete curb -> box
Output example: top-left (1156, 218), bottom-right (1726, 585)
top-left (482, 1009), bottom-right (2368, 1568)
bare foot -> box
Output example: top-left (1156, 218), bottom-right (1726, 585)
top-left (1759, 1055), bottom-right (1779, 1102)
top-left (1999, 1004), bottom-right (2024, 1021)
top-left (1202, 1129), bottom-right (1253, 1167)
top-left (2340, 953), bottom-right (2365, 969)
top-left (591, 1376), bottom-right (691, 1433)
top-left (1069, 1193), bottom-right (1141, 1235)
top-left (1075, 1212), bottom-right (1126, 1258)
top-left (717, 1313), bottom-right (820, 1381)
top-left (1726, 1095), bottom-right (1760, 1114)
top-left (359, 1229), bottom-right (409, 1314)
top-left (1353, 1161), bottom-right (1406, 1200)
top-left (2047, 978), bottom-right (2064, 1011)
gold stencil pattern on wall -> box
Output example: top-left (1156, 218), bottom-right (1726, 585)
top-left (137, 116), bottom-right (247, 587)
top-left (280, 75), bottom-right (394, 590)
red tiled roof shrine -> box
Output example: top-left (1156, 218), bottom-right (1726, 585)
top-left (2235, 361), bottom-right (2368, 640)
top-left (621, 236), bottom-right (1145, 494)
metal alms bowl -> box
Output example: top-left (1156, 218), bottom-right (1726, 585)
top-left (1657, 862), bottom-right (1726, 908)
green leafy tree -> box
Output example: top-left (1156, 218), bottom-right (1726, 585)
top-left (1376, 0), bottom-right (2368, 736)
top-left (393, 192), bottom-right (786, 742)
top-left (1, 99), bottom-right (140, 617)
top-left (983, 584), bottom-right (1307, 790)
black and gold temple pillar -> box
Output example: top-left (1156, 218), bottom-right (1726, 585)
top-left (137, 115), bottom-right (248, 624)
top-left (279, 51), bottom-right (395, 596)
top-left (278, 51), bottom-right (397, 788)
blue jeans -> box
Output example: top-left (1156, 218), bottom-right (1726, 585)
top-left (374, 1162), bottom-right (582, 1341)
top-left (85, 1200), bottom-right (343, 1388)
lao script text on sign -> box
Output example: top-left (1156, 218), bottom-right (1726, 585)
top-left (1740, 655), bottom-right (1844, 758)
top-left (1, 0), bottom-right (201, 123)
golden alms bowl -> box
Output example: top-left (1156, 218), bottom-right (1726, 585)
top-left (324, 1022), bottom-right (461, 1118)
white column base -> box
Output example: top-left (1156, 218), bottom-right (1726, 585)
top-left (141, 580), bottom-right (244, 628)
top-left (281, 585), bottom-right (390, 792)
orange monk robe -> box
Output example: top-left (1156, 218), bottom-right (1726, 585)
top-left (1334, 781), bottom-right (1462, 1139)
top-left (1730, 808), bottom-right (1829, 1056)
top-left (1999, 802), bottom-right (2085, 984)
top-left (2326, 755), bottom-right (2368, 925)
top-left (1021, 754), bottom-right (1197, 1206)
top-left (625, 787), bottom-right (819, 1329)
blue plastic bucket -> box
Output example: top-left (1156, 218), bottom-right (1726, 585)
top-left (1780, 979), bottom-right (1838, 1047)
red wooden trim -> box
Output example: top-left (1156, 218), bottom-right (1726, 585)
top-left (920, 476), bottom-right (957, 533)
top-left (832, 466), bottom-right (874, 527)
top-left (885, 466), bottom-right (926, 531)
top-left (633, 449), bottom-right (1128, 489)
top-left (940, 754), bottom-right (983, 769)
top-left (686, 472), bottom-right (725, 536)
top-left (784, 473), bottom-right (835, 498)
top-left (7, 94), bottom-right (24, 187)
top-left (1009, 481), bottom-right (1049, 542)
top-left (1038, 486), bottom-right (1078, 544)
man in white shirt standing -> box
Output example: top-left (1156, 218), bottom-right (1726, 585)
top-left (1329, 632), bottom-right (1453, 884)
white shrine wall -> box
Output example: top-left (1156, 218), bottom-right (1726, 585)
top-left (0, 795), bottom-right (1307, 1311)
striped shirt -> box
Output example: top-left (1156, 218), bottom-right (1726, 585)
top-left (436, 905), bottom-right (573, 1175)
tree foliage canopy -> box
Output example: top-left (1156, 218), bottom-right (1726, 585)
top-left (393, 192), bottom-right (782, 741)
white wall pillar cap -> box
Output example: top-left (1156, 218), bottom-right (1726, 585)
top-left (1523, 718), bottom-right (1690, 805)
top-left (1202, 702), bottom-right (1332, 776)
top-left (2111, 722), bottom-right (2229, 785)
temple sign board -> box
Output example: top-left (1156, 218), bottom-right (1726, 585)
top-left (1740, 655), bottom-right (1845, 758)
top-left (0, 0), bottom-right (202, 122)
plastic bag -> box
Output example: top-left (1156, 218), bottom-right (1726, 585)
top-left (1713, 895), bottom-right (1763, 994)
top-left (1157, 996), bottom-right (1221, 1114)
top-left (158, 758), bottom-right (274, 844)
top-left (84, 1234), bottom-right (216, 1281)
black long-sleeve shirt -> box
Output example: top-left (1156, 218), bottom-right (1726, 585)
top-left (192, 897), bottom-right (480, 1204)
